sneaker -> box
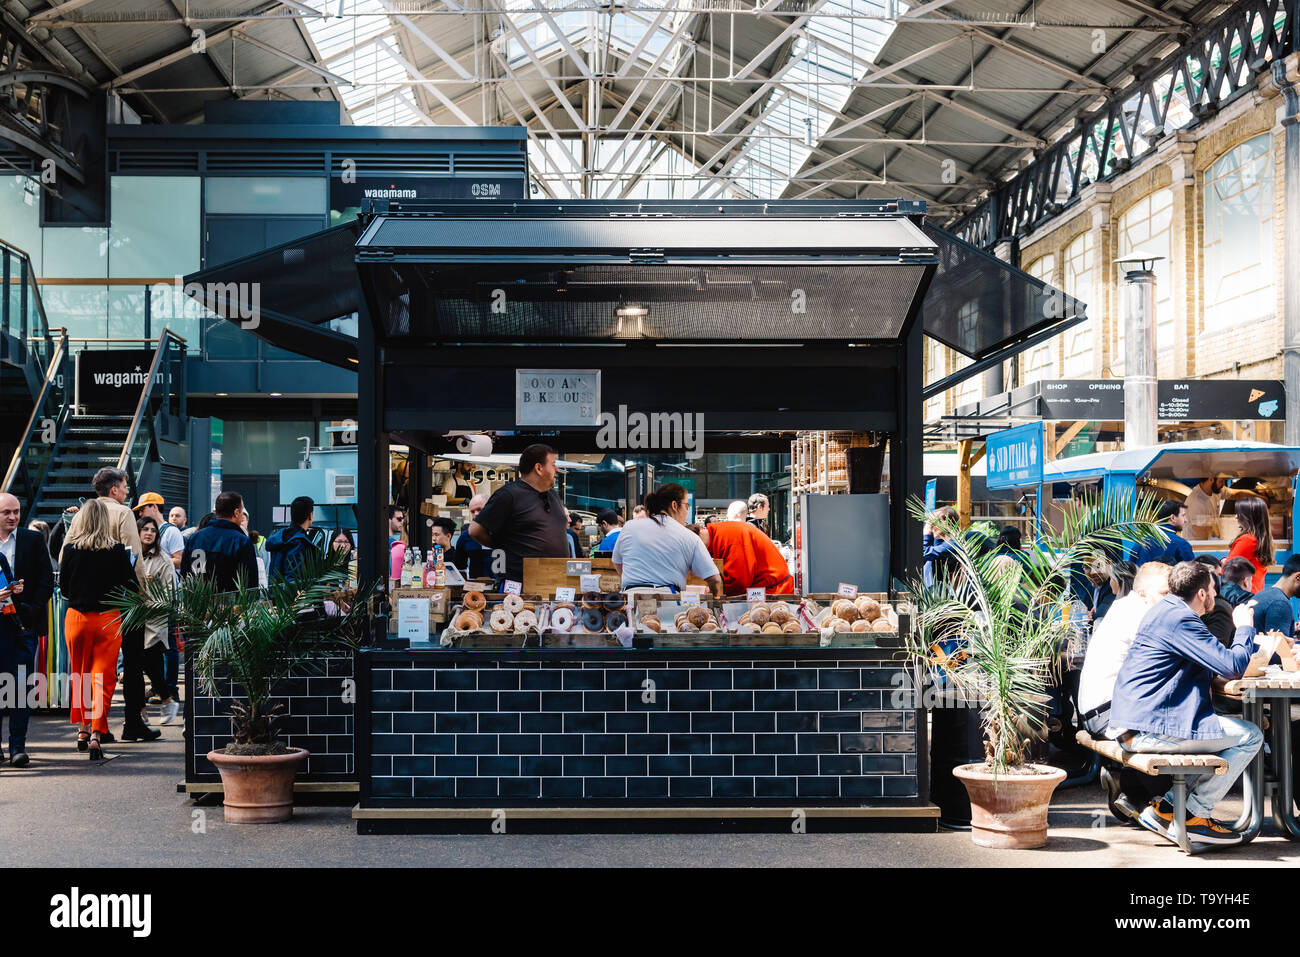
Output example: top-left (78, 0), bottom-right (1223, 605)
top-left (1100, 767), bottom-right (1141, 825)
top-left (159, 699), bottom-right (180, 725)
top-left (1138, 799), bottom-right (1175, 839)
top-left (140, 711), bottom-right (152, 727)
top-left (10, 752), bottom-right (30, 767)
top-left (1184, 816), bottom-right (1245, 846)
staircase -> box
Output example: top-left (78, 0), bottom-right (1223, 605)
top-left (27, 414), bottom-right (135, 525)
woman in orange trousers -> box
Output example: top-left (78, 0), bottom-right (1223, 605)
top-left (57, 499), bottom-right (138, 760)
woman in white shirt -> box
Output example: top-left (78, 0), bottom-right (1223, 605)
top-left (612, 484), bottom-right (723, 595)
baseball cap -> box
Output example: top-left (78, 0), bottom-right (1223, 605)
top-left (134, 491), bottom-right (165, 511)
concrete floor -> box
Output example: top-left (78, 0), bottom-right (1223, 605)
top-left (3, 704), bottom-right (1299, 868)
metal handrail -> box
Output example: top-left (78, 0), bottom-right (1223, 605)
top-left (116, 327), bottom-right (186, 472)
top-left (1, 241), bottom-right (52, 341)
top-left (1, 329), bottom-right (68, 493)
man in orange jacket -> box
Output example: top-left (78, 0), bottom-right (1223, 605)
top-left (693, 520), bottom-right (793, 596)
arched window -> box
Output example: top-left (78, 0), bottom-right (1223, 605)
top-left (1203, 135), bottom-right (1274, 330)
top-left (1022, 255), bottom-right (1057, 385)
top-left (1062, 233), bottom-right (1094, 377)
top-left (1117, 189), bottom-right (1174, 357)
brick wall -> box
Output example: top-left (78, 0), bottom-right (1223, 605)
top-left (187, 652), bottom-right (356, 782)
top-left (361, 650), bottom-right (923, 806)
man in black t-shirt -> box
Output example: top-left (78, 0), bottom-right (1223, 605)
top-left (468, 444), bottom-right (569, 584)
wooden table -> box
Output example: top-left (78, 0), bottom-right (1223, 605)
top-left (1222, 674), bottom-right (1300, 841)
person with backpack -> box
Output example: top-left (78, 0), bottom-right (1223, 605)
top-left (266, 496), bottom-right (317, 583)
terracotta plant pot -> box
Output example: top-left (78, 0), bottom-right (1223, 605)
top-left (953, 763), bottom-right (1067, 849)
top-left (207, 748), bottom-right (309, 824)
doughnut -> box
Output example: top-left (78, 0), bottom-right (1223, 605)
top-left (603, 593), bottom-right (627, 611)
top-left (761, 623), bottom-right (783, 634)
top-left (605, 610), bottom-right (628, 631)
top-left (782, 620), bottom-right (803, 634)
top-left (851, 619), bottom-right (872, 633)
top-left (582, 591), bottom-right (604, 609)
top-left (514, 610), bottom-right (538, 630)
top-left (580, 608), bottom-right (605, 632)
top-left (455, 610), bottom-right (483, 631)
top-left (769, 607), bottom-right (792, 625)
top-left (549, 607), bottom-right (575, 632)
top-left (501, 593), bottom-right (524, 614)
top-left (686, 606), bottom-right (710, 628)
top-left (749, 606), bottom-right (770, 625)
top-left (489, 608), bottom-right (514, 633)
top-left (871, 618), bottom-right (893, 632)
top-left (462, 590), bottom-right (486, 611)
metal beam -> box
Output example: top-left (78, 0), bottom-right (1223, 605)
top-left (376, 37), bottom-right (476, 124)
top-left (376, 0), bottom-right (475, 81)
top-left (232, 29), bottom-right (352, 85)
top-left (731, 0), bottom-right (831, 82)
top-left (26, 0), bottom-right (97, 25)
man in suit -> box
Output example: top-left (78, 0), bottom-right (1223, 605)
top-left (0, 492), bottom-right (56, 766)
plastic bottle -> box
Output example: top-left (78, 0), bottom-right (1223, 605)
top-left (434, 544), bottom-right (446, 588)
top-left (400, 549), bottom-right (414, 588)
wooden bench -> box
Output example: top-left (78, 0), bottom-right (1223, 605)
top-left (1076, 729), bottom-right (1229, 854)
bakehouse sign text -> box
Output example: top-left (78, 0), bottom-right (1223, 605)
top-left (515, 369), bottom-right (600, 427)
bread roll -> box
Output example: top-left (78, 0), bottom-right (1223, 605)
top-left (750, 606), bottom-right (771, 625)
top-left (687, 606), bottom-right (710, 628)
top-left (761, 623), bottom-right (783, 634)
top-left (851, 619), bottom-right (872, 633)
top-left (769, 607), bottom-right (792, 625)
top-left (871, 617), bottom-right (893, 632)
top-left (782, 620), bottom-right (803, 634)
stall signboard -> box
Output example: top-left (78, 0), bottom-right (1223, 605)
top-left (1034, 379), bottom-right (1284, 421)
top-left (77, 349), bottom-right (164, 412)
top-left (515, 370), bottom-right (600, 426)
top-left (330, 176), bottom-right (522, 225)
top-left (985, 422), bottom-right (1043, 490)
top-left (924, 479), bottom-right (937, 511)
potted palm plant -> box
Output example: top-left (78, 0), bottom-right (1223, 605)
top-left (112, 547), bottom-right (372, 823)
top-left (906, 491), bottom-right (1162, 848)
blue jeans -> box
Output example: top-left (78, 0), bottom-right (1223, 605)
top-left (1122, 715), bottom-right (1263, 819)
top-left (0, 631), bottom-right (38, 751)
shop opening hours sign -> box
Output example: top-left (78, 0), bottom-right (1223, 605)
top-left (515, 370), bottom-right (601, 426)
top-left (985, 422), bottom-right (1044, 490)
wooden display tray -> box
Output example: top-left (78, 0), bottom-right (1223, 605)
top-left (522, 557), bottom-right (720, 597)
top-left (387, 587), bottom-right (452, 634)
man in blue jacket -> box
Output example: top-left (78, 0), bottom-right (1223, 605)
top-left (266, 496), bottom-right (316, 583)
top-left (182, 492), bottom-right (258, 592)
top-left (1110, 560), bottom-right (1263, 847)
top-left (1126, 499), bottom-right (1196, 567)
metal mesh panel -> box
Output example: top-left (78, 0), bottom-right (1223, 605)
top-left (920, 224), bottom-right (1086, 360)
top-left (365, 262), bottom-right (928, 342)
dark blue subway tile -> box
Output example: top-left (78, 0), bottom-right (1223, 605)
top-left (371, 734), bottom-right (412, 755)
top-left (541, 692), bottom-right (583, 712)
top-left (435, 670), bottom-right (476, 691)
top-left (861, 755), bottom-right (906, 773)
top-left (541, 734), bottom-right (585, 755)
top-left (521, 755), bottom-right (563, 776)
top-left (861, 711), bottom-right (906, 731)
top-left (840, 733), bottom-right (883, 753)
top-left (625, 690), bottom-right (668, 712)
top-left (371, 777), bottom-right (412, 798)
top-left (883, 734), bottom-right (916, 753)
top-left (456, 778), bottom-right (499, 799)
top-left (478, 755), bottom-right (520, 776)
top-left (436, 713), bottom-right (476, 734)
top-left (521, 712), bottom-right (563, 734)
top-left (670, 777), bottom-right (711, 798)
top-left (584, 734), bottom-right (626, 755)
top-left (735, 755), bottom-right (776, 775)
top-left (840, 775), bottom-right (884, 798)
top-left (628, 776), bottom-right (669, 799)
top-left (499, 777), bottom-right (541, 799)
top-left (670, 691), bottom-right (711, 711)
top-left (393, 713), bottom-right (435, 734)
top-left (541, 777), bottom-right (583, 799)
top-left (564, 755), bottom-right (604, 776)
top-left (797, 733), bottom-right (839, 754)
top-left (456, 692), bottom-right (498, 713)
top-left (391, 755), bottom-right (437, 776)
top-left (755, 733), bottom-right (797, 754)
top-left (606, 755), bottom-right (648, 777)
top-left (798, 776), bottom-right (840, 798)
top-left (692, 711), bottom-right (733, 733)
top-left (733, 669), bottom-right (775, 689)
top-left (393, 670), bottom-right (440, 690)
top-left (479, 712), bottom-right (521, 734)
top-left (584, 691), bottom-right (625, 712)
top-left (755, 691), bottom-right (797, 712)
top-left (796, 691), bottom-right (838, 712)
top-left (649, 755), bottom-right (690, 776)
top-left (777, 711), bottom-right (818, 732)
top-left (646, 669), bottom-right (690, 690)
top-left (712, 776), bottom-right (755, 799)
top-left (412, 777), bottom-right (455, 799)
top-left (777, 755), bottom-right (818, 776)
top-left (563, 712), bottom-right (605, 734)
top-left (368, 670), bottom-right (391, 692)
top-left (712, 733), bottom-right (755, 754)
top-left (649, 712), bottom-right (690, 733)
top-left (499, 734), bottom-right (541, 755)
top-left (413, 692), bottom-right (455, 713)
top-left (604, 669), bottom-right (647, 691)
top-left (884, 775), bottom-right (918, 797)
top-left (499, 691), bottom-right (541, 712)
top-left (691, 755), bottom-right (732, 776)
top-left (563, 669), bottom-right (604, 690)
top-left (820, 712), bottom-right (862, 733)
top-left (818, 668), bottom-right (861, 690)
top-left (669, 733), bottom-right (711, 755)
top-left (627, 734), bottom-right (669, 755)
top-left (436, 755), bottom-right (476, 776)
top-left (861, 667), bottom-right (903, 688)
top-left (457, 734), bottom-right (498, 755)
top-left (755, 776), bottom-right (796, 798)
top-left (714, 691), bottom-right (755, 712)
top-left (734, 712), bottom-right (775, 733)
top-left (477, 670), bottom-right (521, 691)
top-left (521, 670), bottom-right (563, 690)
top-left (584, 777), bottom-right (626, 799)
top-left (607, 711), bottom-right (648, 733)
top-left (776, 669), bottom-right (818, 689)
top-left (372, 691), bottom-right (413, 711)
top-left (690, 670), bottom-right (732, 690)
top-left (819, 754), bottom-right (862, 775)
top-left (840, 690), bottom-right (883, 710)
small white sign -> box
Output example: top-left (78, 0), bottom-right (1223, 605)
top-left (515, 369), bottom-right (600, 427)
top-left (579, 573), bottom-right (601, 592)
top-left (463, 581), bottom-right (486, 592)
top-left (680, 593), bottom-right (700, 606)
top-left (837, 582), bottom-right (859, 598)
top-left (747, 587), bottom-right (767, 603)
top-left (397, 598), bottom-right (430, 641)
top-left (503, 580), bottom-right (523, 595)
top-left (555, 586), bottom-right (576, 602)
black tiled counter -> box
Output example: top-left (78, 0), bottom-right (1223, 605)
top-left (355, 647), bottom-right (934, 833)
top-left (185, 648), bottom-right (357, 789)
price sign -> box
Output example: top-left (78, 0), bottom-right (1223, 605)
top-left (397, 598), bottom-right (430, 641)
top-left (636, 598), bottom-right (659, 618)
top-left (579, 574), bottom-right (602, 592)
top-left (503, 580), bottom-right (523, 595)
top-left (746, 587), bottom-right (767, 603)
top-left (555, 586), bottom-right (576, 603)
top-left (680, 592), bottom-right (700, 606)
top-left (463, 581), bottom-right (486, 592)
top-left (566, 560), bottom-right (591, 576)
top-left (837, 582), bottom-right (858, 598)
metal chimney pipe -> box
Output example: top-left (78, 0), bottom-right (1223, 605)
top-left (1117, 254), bottom-right (1162, 450)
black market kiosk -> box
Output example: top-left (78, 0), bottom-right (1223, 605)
top-left (187, 199), bottom-right (1082, 832)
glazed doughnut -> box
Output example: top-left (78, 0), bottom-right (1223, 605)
top-left (501, 593), bottom-right (524, 614)
top-left (462, 590), bottom-right (486, 611)
top-left (603, 593), bottom-right (627, 611)
top-left (580, 607), bottom-right (605, 632)
top-left (782, 620), bottom-right (803, 634)
top-left (686, 606), bottom-right (710, 628)
top-left (489, 608), bottom-right (514, 633)
top-left (749, 606), bottom-right (771, 625)
top-left (582, 591), bottom-right (604, 609)
top-left (851, 619), bottom-right (872, 633)
top-left (455, 610), bottom-right (483, 631)
top-left (605, 610), bottom-right (628, 631)
top-left (514, 610), bottom-right (538, 630)
top-left (549, 606), bottom-right (576, 632)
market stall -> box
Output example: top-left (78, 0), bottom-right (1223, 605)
top-left (188, 198), bottom-right (1081, 831)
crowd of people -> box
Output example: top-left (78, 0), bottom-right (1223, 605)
top-left (0, 467), bottom-right (359, 767)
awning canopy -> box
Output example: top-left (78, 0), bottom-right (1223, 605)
top-left (1043, 441), bottom-right (1300, 485)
